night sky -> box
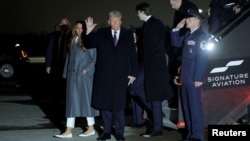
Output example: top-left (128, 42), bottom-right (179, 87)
top-left (0, 0), bottom-right (209, 35)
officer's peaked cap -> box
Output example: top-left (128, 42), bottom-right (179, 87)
top-left (187, 9), bottom-right (205, 21)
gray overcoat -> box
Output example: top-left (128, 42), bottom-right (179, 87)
top-left (62, 43), bottom-right (99, 117)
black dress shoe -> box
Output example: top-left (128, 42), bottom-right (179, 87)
top-left (141, 130), bottom-right (162, 137)
top-left (97, 133), bottom-right (111, 141)
top-left (115, 134), bottom-right (125, 141)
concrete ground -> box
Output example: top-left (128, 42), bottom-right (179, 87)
top-left (0, 82), bottom-right (208, 141)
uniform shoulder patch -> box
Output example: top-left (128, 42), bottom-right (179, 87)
top-left (200, 40), bottom-right (207, 50)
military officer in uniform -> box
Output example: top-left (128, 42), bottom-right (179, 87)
top-left (170, 9), bottom-right (208, 141)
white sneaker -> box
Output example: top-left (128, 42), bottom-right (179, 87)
top-left (79, 130), bottom-right (95, 137)
top-left (54, 133), bottom-right (72, 138)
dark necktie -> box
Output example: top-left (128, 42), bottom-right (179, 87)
top-left (113, 31), bottom-right (117, 46)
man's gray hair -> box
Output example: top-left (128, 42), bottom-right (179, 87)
top-left (170, 0), bottom-right (179, 3)
top-left (108, 10), bottom-right (122, 19)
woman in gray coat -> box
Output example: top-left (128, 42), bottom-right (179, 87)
top-left (54, 21), bottom-right (99, 138)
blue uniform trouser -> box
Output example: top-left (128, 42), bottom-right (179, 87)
top-left (181, 82), bottom-right (204, 141)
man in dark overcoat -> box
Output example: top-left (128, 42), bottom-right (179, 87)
top-left (84, 10), bottom-right (138, 141)
top-left (45, 17), bottom-right (71, 104)
top-left (135, 2), bottom-right (173, 138)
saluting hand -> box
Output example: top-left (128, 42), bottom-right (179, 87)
top-left (176, 18), bottom-right (186, 30)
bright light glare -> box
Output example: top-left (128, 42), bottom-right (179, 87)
top-left (207, 42), bottom-right (215, 51)
top-left (15, 43), bottom-right (20, 47)
top-left (198, 9), bottom-right (203, 13)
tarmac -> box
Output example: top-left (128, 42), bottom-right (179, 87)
top-left (0, 81), bottom-right (207, 141)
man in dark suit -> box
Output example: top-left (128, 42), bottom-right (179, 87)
top-left (45, 17), bottom-right (71, 80)
top-left (170, 9), bottom-right (208, 141)
top-left (45, 17), bottom-right (71, 107)
top-left (84, 10), bottom-right (138, 141)
top-left (169, 0), bottom-right (198, 57)
top-left (135, 2), bottom-right (173, 138)
top-left (169, 0), bottom-right (198, 36)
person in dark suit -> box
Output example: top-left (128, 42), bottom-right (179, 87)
top-left (170, 9), bottom-right (208, 141)
top-left (135, 2), bottom-right (173, 138)
top-left (168, 0), bottom-right (198, 57)
top-left (84, 10), bottom-right (138, 141)
top-left (45, 17), bottom-right (72, 103)
top-left (169, 0), bottom-right (198, 36)
top-left (45, 17), bottom-right (71, 80)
